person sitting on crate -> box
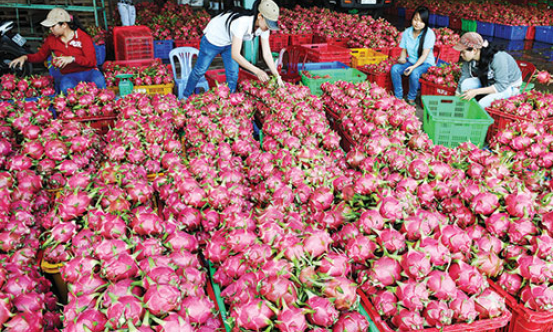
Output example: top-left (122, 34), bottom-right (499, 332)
top-left (454, 32), bottom-right (523, 109)
top-left (183, 0), bottom-right (284, 99)
top-left (9, 8), bottom-right (106, 94)
top-left (391, 6), bottom-right (436, 106)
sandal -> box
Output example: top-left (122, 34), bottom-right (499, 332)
top-left (407, 100), bottom-right (416, 106)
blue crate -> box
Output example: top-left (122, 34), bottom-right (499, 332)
top-left (94, 44), bottom-right (106, 66)
top-left (398, 7), bottom-right (406, 16)
top-left (533, 41), bottom-right (553, 60)
top-left (299, 61), bottom-right (349, 72)
top-left (535, 26), bottom-right (553, 44)
top-left (436, 15), bottom-right (449, 27)
top-left (429, 14), bottom-right (437, 26)
top-left (154, 39), bottom-right (174, 59)
top-left (494, 24), bottom-right (528, 40)
top-left (477, 21), bottom-right (495, 37)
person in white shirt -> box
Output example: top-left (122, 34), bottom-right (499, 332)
top-left (118, 0), bottom-right (136, 26)
top-left (183, 0), bottom-right (283, 98)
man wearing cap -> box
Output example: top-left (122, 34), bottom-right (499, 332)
top-left (182, 0), bottom-right (284, 98)
top-left (9, 8), bottom-right (105, 94)
top-left (454, 32), bottom-right (522, 108)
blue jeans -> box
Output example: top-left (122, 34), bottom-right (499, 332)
top-left (459, 77), bottom-right (520, 109)
top-left (60, 69), bottom-right (106, 95)
top-left (391, 62), bottom-right (432, 101)
top-left (183, 36), bottom-right (239, 98)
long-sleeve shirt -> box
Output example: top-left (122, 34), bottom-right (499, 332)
top-left (458, 51), bottom-right (522, 93)
top-left (26, 29), bottom-right (97, 74)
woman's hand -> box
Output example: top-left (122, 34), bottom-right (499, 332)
top-left (461, 89), bottom-right (479, 100)
top-left (403, 66), bottom-right (416, 76)
top-left (255, 68), bottom-right (269, 83)
top-left (54, 56), bottom-right (75, 68)
top-left (397, 57), bottom-right (407, 64)
top-left (9, 55), bottom-right (28, 69)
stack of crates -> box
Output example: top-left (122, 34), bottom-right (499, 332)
top-left (301, 44), bottom-right (352, 65)
top-left (113, 26), bottom-right (154, 61)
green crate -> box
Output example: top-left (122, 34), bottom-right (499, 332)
top-left (521, 82), bottom-right (535, 93)
top-left (462, 19), bottom-right (478, 32)
top-left (207, 260), bottom-right (378, 332)
top-left (422, 96), bottom-right (494, 148)
top-left (301, 68), bottom-right (367, 96)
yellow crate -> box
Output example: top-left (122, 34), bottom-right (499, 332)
top-left (350, 48), bottom-right (388, 68)
top-left (108, 83), bottom-right (174, 96)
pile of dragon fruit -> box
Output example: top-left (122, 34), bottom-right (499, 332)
top-left (2, 57), bottom-right (553, 332)
top-left (0, 74), bottom-right (56, 100)
top-left (103, 59), bottom-right (173, 87)
top-left (486, 90), bottom-right (553, 120)
top-left (420, 62), bottom-right (461, 88)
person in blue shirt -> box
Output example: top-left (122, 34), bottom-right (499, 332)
top-left (391, 6), bottom-right (436, 106)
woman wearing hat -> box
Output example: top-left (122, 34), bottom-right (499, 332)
top-left (391, 6), bottom-right (436, 106)
top-left (9, 8), bottom-right (106, 94)
top-left (454, 32), bottom-right (522, 108)
top-left (183, 0), bottom-right (284, 98)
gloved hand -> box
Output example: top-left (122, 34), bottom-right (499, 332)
top-left (276, 76), bottom-right (284, 88)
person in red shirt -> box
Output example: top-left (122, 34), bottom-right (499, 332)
top-left (9, 8), bottom-right (106, 94)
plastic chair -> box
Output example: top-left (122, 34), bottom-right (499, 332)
top-left (169, 47), bottom-right (209, 99)
top-left (516, 60), bottom-right (536, 93)
top-left (277, 46), bottom-right (309, 83)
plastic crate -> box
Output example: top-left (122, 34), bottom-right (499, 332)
top-left (62, 116), bottom-right (117, 136)
top-left (363, 70), bottom-right (393, 92)
top-left (153, 39), bottom-right (174, 59)
top-left (489, 281), bottom-right (553, 332)
top-left (301, 68), bottom-right (367, 96)
top-left (421, 96), bottom-right (494, 148)
top-left (462, 19), bottom-right (478, 32)
top-left (429, 13), bottom-right (437, 26)
top-left (535, 26), bottom-right (553, 44)
top-left (477, 21), bottom-right (496, 37)
top-left (449, 15), bottom-right (462, 30)
top-left (313, 34), bottom-right (350, 47)
top-left (420, 79), bottom-right (457, 96)
top-left (350, 48), bottom-right (388, 68)
top-left (485, 99), bottom-right (552, 142)
top-left (174, 38), bottom-right (201, 49)
top-left (103, 59), bottom-right (158, 69)
top-left (205, 69), bottom-right (227, 88)
top-left (494, 24), bottom-right (528, 40)
top-left (302, 43), bottom-right (352, 63)
top-left (358, 288), bottom-right (512, 332)
top-left (525, 26), bottom-right (535, 40)
top-left (113, 26), bottom-right (154, 61)
top-left (108, 83), bottom-right (174, 96)
top-left (375, 46), bottom-right (403, 58)
top-left (289, 33), bottom-right (313, 46)
top-left (435, 45), bottom-right (460, 63)
top-left (269, 33), bottom-right (289, 52)
top-left (397, 7), bottom-right (406, 16)
top-left (437, 15), bottom-right (450, 27)
top-left (299, 61), bottom-right (349, 72)
top-left (334, 119), bottom-right (355, 152)
top-left (94, 43), bottom-right (105, 66)
top-left (207, 261), bottom-right (378, 332)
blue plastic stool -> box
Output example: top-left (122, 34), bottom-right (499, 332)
top-left (169, 47), bottom-right (209, 99)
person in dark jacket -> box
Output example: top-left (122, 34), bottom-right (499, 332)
top-left (454, 32), bottom-right (522, 108)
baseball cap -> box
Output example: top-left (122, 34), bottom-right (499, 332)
top-left (41, 8), bottom-right (71, 27)
top-left (258, 0), bottom-right (280, 31)
top-left (453, 32), bottom-right (487, 51)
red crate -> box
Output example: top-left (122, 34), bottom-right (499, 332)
top-left (449, 15), bottom-right (463, 30)
top-left (435, 45), bottom-right (461, 63)
top-left (358, 288), bottom-right (512, 332)
top-left (63, 116), bottom-right (116, 136)
top-left (485, 106), bottom-right (553, 143)
top-left (269, 33), bottom-right (289, 52)
top-left (313, 34), bottom-right (350, 47)
top-left (113, 26), bottom-right (154, 61)
top-left (289, 33), bottom-right (313, 45)
top-left (103, 58), bottom-right (158, 69)
top-left (420, 78), bottom-right (457, 96)
top-left (205, 69), bottom-right (227, 88)
top-left (174, 38), bottom-right (201, 49)
top-left (302, 43), bottom-right (352, 63)
top-left (363, 70), bottom-right (393, 92)
top-left (332, 120), bottom-right (354, 152)
top-left (375, 46), bottom-right (403, 58)
top-left (489, 281), bottom-right (553, 332)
